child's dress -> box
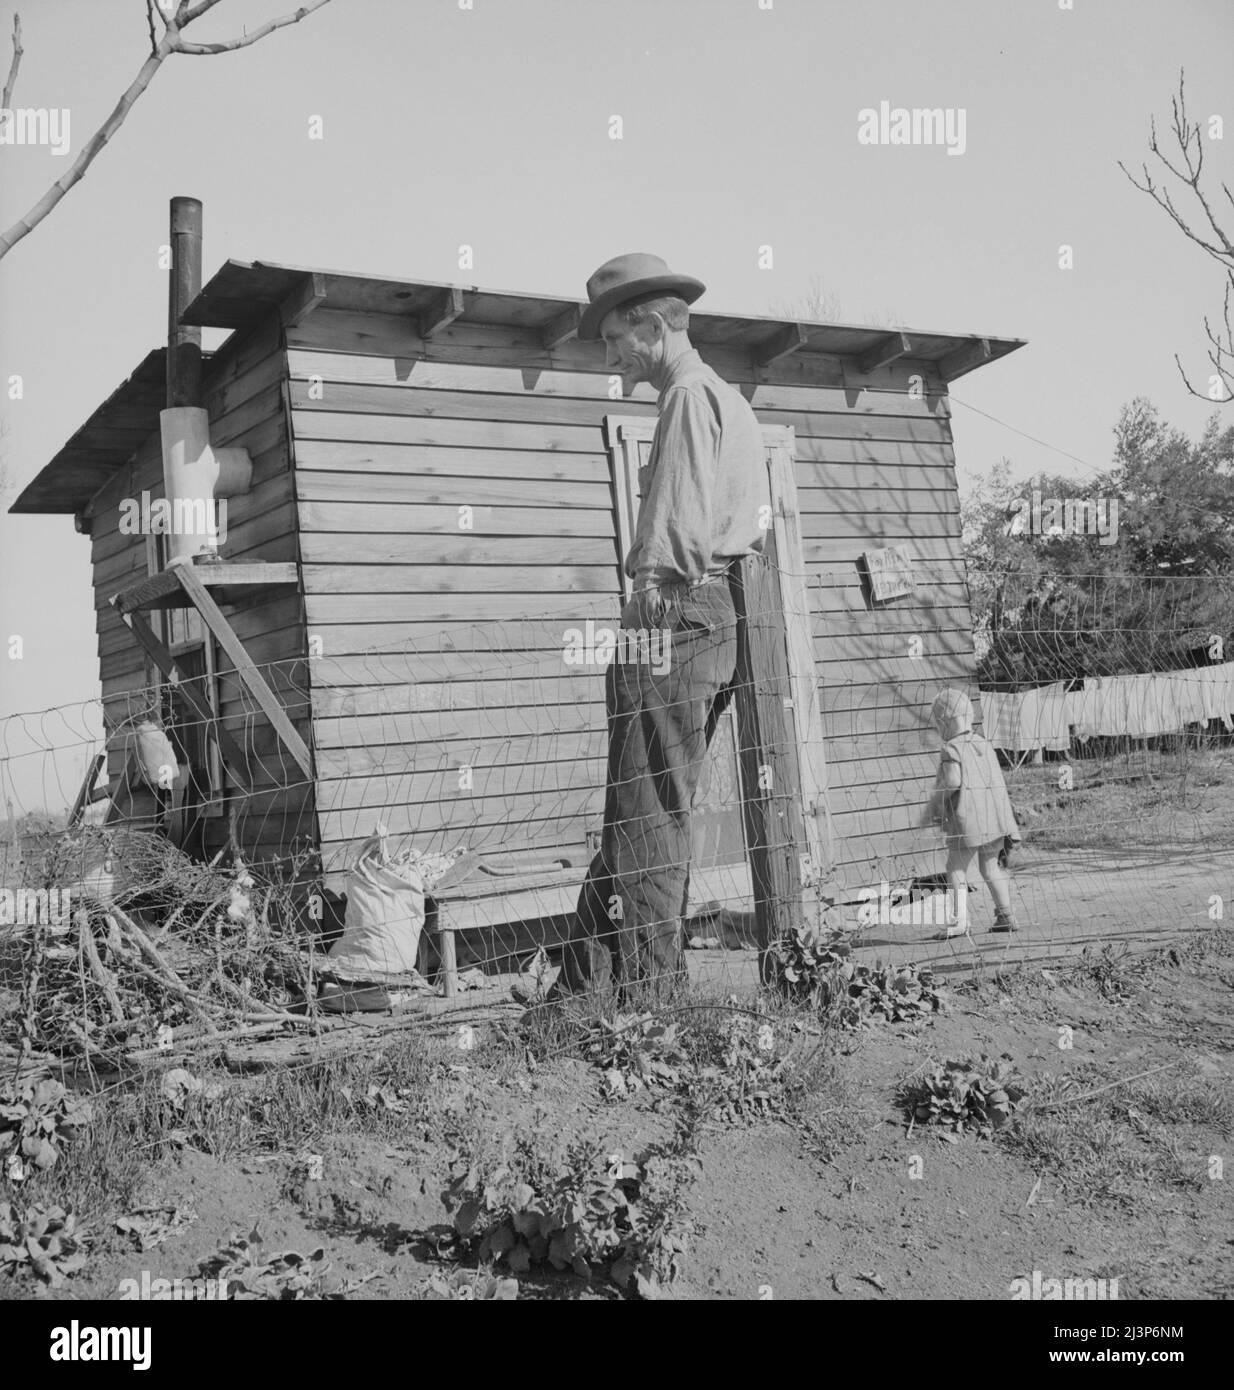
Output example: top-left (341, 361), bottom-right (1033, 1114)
top-left (929, 687), bottom-right (1020, 848)
top-left (927, 688), bottom-right (1022, 935)
top-left (937, 730), bottom-right (1020, 848)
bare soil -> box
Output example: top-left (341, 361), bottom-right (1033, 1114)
top-left (8, 924), bottom-right (1229, 1304)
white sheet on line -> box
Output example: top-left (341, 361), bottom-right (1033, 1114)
top-left (979, 661), bottom-right (1234, 749)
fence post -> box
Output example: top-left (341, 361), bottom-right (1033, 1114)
top-left (730, 550), bottom-right (805, 982)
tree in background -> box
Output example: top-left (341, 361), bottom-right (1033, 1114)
top-left (963, 401), bottom-right (1234, 687)
top-left (1120, 71), bottom-right (1234, 404)
top-left (768, 274), bottom-right (901, 329)
top-left (0, 1), bottom-right (333, 261)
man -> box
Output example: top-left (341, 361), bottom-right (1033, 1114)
top-left (557, 253), bottom-right (769, 1005)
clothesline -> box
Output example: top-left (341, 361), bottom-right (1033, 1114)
top-left (978, 662), bottom-right (1234, 753)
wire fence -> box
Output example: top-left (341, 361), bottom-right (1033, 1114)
top-left (2, 567), bottom-right (1232, 1067)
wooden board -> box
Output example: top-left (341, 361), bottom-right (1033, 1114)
top-left (286, 349), bottom-right (953, 417)
top-left (284, 309), bottom-right (960, 394)
top-left (311, 676), bottom-right (604, 715)
top-left (314, 729), bottom-right (604, 779)
top-left (297, 499), bottom-right (615, 540)
top-left (295, 469), bottom-right (615, 511)
top-left (298, 537), bottom-right (615, 569)
top-left (294, 439), bottom-right (613, 483)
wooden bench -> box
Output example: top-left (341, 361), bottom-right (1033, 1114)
top-left (425, 848), bottom-right (590, 997)
top-left (423, 846), bottom-right (756, 998)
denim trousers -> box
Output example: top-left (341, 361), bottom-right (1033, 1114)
top-left (558, 579), bottom-right (739, 1005)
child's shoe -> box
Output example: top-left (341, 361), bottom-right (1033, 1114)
top-left (991, 909), bottom-right (1018, 933)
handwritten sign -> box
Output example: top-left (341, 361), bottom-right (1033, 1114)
top-left (863, 545), bottom-right (915, 602)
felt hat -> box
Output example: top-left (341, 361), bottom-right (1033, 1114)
top-left (578, 252), bottom-right (706, 341)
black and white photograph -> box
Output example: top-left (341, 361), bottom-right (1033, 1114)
top-left (0, 0), bottom-right (1231, 1340)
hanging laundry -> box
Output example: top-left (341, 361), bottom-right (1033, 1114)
top-left (1196, 660), bottom-right (1234, 731)
top-left (978, 682), bottom-right (1071, 753)
top-left (1068, 662), bottom-right (1234, 738)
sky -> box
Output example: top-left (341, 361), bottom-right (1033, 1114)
top-left (0, 0), bottom-right (1231, 812)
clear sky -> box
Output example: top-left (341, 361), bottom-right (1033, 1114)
top-left (1, 0), bottom-right (1231, 811)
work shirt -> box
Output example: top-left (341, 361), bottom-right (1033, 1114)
top-left (626, 349), bottom-right (767, 590)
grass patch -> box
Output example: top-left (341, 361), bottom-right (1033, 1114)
top-left (1001, 1062), bottom-right (1225, 1205)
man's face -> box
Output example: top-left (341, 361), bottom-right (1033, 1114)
top-left (599, 308), bottom-right (661, 391)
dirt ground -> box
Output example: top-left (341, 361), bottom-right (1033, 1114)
top-left (3, 747), bottom-right (1230, 1302)
top-left (7, 920), bottom-right (1228, 1304)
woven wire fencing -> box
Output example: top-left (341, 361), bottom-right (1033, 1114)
top-left (2, 565), bottom-right (1232, 1066)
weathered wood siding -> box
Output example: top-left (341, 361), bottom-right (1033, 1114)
top-left (89, 314), bottom-right (314, 871)
top-left (289, 310), bottom-right (976, 896)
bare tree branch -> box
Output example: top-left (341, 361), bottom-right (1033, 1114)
top-left (1119, 73), bottom-right (1234, 267)
top-left (0, 0), bottom-right (334, 262)
top-left (2, 13), bottom-right (22, 111)
top-left (0, 39), bottom-right (174, 260)
top-left (170, 0), bottom-right (332, 55)
top-left (177, 0), bottom-right (229, 26)
top-left (1121, 69), bottom-right (1234, 403)
top-left (1174, 275), bottom-right (1234, 401)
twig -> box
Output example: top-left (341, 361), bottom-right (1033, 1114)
top-left (0, 40), bottom-right (173, 259)
top-left (1036, 1060), bottom-right (1181, 1110)
top-left (106, 909), bottom-right (221, 1035)
top-left (0, 0), bottom-right (334, 260)
top-left (151, 895), bottom-right (191, 945)
top-left (209, 970), bottom-right (304, 1025)
top-left (125, 1016), bottom-right (311, 1062)
top-left (171, 0), bottom-right (332, 55)
top-left (77, 909), bottom-right (126, 1025)
top-left (2, 13), bottom-right (21, 112)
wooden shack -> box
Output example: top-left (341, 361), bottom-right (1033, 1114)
top-left (11, 226), bottom-right (1024, 933)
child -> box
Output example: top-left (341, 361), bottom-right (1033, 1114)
top-left (920, 688), bottom-right (1022, 939)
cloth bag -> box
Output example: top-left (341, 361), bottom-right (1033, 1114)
top-left (328, 831), bottom-right (427, 980)
top-left (328, 830), bottom-right (464, 981)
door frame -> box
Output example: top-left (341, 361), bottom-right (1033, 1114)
top-left (602, 415), bottom-right (834, 888)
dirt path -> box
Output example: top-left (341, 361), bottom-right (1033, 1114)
top-left (676, 957), bottom-right (1234, 1300)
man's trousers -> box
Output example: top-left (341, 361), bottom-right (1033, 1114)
top-left (558, 579), bottom-right (739, 1005)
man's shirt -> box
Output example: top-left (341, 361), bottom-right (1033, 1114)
top-left (626, 348), bottom-right (768, 589)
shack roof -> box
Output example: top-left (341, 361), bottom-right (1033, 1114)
top-left (11, 258), bottom-right (1025, 515)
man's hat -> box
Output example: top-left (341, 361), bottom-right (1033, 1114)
top-left (578, 252), bottom-right (706, 341)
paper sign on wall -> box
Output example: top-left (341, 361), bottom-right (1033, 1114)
top-left (863, 545), bottom-right (915, 602)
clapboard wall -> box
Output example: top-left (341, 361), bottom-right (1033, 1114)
top-left (285, 308), bottom-right (978, 895)
top-left (87, 314), bottom-right (315, 869)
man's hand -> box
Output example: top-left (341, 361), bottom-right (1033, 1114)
top-left (621, 586), bottom-right (666, 630)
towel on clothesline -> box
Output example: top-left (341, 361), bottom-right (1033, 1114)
top-left (1071, 663), bottom-right (1234, 738)
top-left (979, 662), bottom-right (1234, 750)
top-left (980, 682), bottom-right (1071, 752)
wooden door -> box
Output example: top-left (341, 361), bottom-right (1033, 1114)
top-left (603, 415), bottom-right (833, 894)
